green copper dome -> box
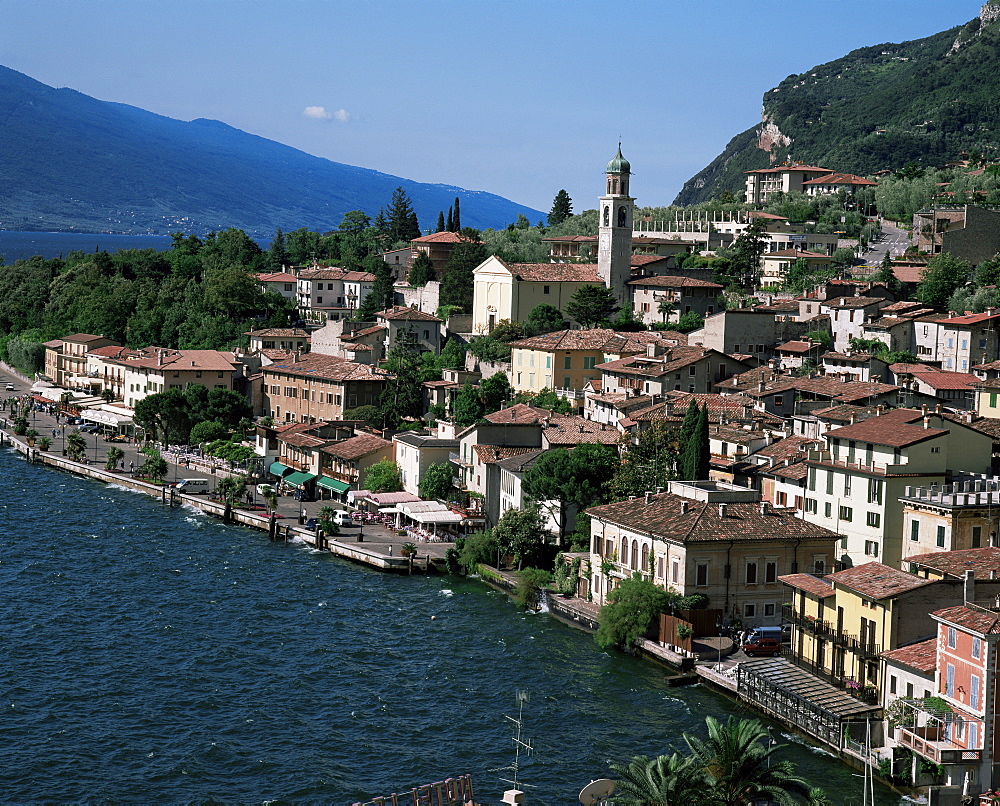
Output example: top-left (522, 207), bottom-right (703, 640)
top-left (606, 145), bottom-right (630, 173)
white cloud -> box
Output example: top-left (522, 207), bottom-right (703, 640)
top-left (303, 106), bottom-right (332, 120)
top-left (302, 106), bottom-right (350, 122)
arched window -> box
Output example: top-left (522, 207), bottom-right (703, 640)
top-left (620, 536), bottom-right (628, 564)
top-left (603, 206), bottom-right (610, 226)
top-left (642, 543), bottom-right (650, 569)
top-left (631, 540), bottom-right (639, 570)
top-left (618, 206), bottom-right (628, 227)
top-left (612, 178), bottom-right (619, 194)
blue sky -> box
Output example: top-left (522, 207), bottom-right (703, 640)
top-left (1, 0), bottom-right (987, 218)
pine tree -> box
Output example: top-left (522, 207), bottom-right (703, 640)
top-left (452, 196), bottom-right (461, 231)
top-left (440, 233), bottom-right (487, 310)
top-left (548, 189), bottom-right (573, 226)
top-left (436, 211), bottom-right (445, 233)
top-left (565, 284), bottom-right (620, 328)
top-left (408, 252), bottom-right (436, 286)
top-left (446, 206), bottom-right (454, 233)
top-left (357, 256), bottom-right (394, 321)
top-left (386, 187), bottom-right (419, 244)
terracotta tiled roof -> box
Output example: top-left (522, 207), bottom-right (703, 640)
top-left (767, 460), bottom-right (809, 481)
top-left (597, 346), bottom-right (722, 378)
top-left (747, 211), bottom-right (789, 219)
top-left (495, 448), bottom-right (547, 473)
top-left (776, 341), bottom-right (816, 354)
top-left (881, 638), bottom-right (937, 673)
top-left (889, 363), bottom-right (942, 374)
top-left (893, 266), bottom-right (925, 284)
top-left (802, 173), bottom-right (878, 187)
top-left (297, 267), bottom-right (376, 282)
top-left (935, 311), bottom-right (1000, 326)
top-left (411, 231), bottom-right (467, 244)
top-left (821, 296), bottom-right (886, 309)
top-left (587, 493), bottom-right (839, 543)
top-left (627, 275), bottom-right (722, 288)
top-left (245, 328), bottom-right (309, 338)
top-left (510, 328), bottom-right (618, 351)
top-left (376, 305), bottom-right (442, 322)
top-left (778, 573), bottom-right (835, 598)
top-left (824, 408), bottom-right (947, 447)
top-left (751, 435), bottom-right (822, 464)
top-left (630, 255), bottom-right (673, 268)
top-left (810, 404), bottom-right (882, 423)
top-left (827, 562), bottom-right (934, 599)
top-left (543, 416), bottom-right (621, 446)
top-left (340, 325), bottom-right (385, 341)
top-left (264, 353), bottom-right (389, 382)
top-left (87, 345), bottom-right (143, 359)
top-left (718, 368), bottom-right (900, 404)
top-left (482, 403), bottom-right (551, 426)
top-left (906, 547), bottom-right (1000, 579)
top-left (64, 333), bottom-right (113, 343)
top-left (321, 433), bottom-right (392, 461)
top-left (911, 371), bottom-right (979, 390)
top-left (473, 445), bottom-right (538, 464)
top-left (256, 271), bottom-right (298, 282)
top-left (508, 263), bottom-right (603, 283)
top-left (541, 235), bottom-right (597, 243)
top-left (932, 605), bottom-right (1000, 635)
top-left (822, 351), bottom-right (876, 362)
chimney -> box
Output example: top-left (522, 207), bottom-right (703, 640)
top-left (293, 350), bottom-right (300, 363)
top-left (655, 486), bottom-right (664, 494)
top-left (935, 404), bottom-right (942, 414)
top-left (849, 414), bottom-right (857, 425)
top-left (718, 503), bottom-right (727, 518)
top-left (923, 416), bottom-right (930, 429)
top-left (922, 404), bottom-right (928, 416)
top-left (646, 342), bottom-right (657, 358)
top-left (757, 381), bottom-right (766, 394)
top-left (964, 570), bottom-right (976, 605)
top-left (680, 501), bottom-right (689, 514)
top-left (644, 491), bottom-right (653, 505)
top-left (760, 501), bottom-right (769, 515)
top-left (841, 373), bottom-right (849, 383)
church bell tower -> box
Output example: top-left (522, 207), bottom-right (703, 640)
top-left (597, 144), bottom-right (634, 305)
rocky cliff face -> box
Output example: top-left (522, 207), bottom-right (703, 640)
top-left (674, 3), bottom-right (1000, 205)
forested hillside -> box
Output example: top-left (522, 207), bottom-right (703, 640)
top-left (676, 3), bottom-right (1000, 204)
top-left (0, 66), bottom-right (542, 236)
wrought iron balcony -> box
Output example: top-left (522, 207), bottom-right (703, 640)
top-left (448, 451), bottom-right (472, 468)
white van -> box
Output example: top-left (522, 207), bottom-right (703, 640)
top-left (333, 511), bottom-right (355, 527)
top-left (175, 478), bottom-right (210, 494)
top-left (256, 483), bottom-right (276, 497)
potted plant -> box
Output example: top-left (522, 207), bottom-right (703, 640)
top-left (400, 542), bottom-right (417, 558)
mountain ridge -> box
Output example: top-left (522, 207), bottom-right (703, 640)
top-left (0, 65), bottom-right (542, 236)
top-left (675, 2), bottom-right (1000, 205)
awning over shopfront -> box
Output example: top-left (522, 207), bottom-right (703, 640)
top-left (80, 409), bottom-right (133, 428)
top-left (269, 461), bottom-right (292, 477)
top-left (411, 510), bottom-right (464, 524)
top-left (283, 471), bottom-right (317, 488)
top-left (317, 477), bottom-right (350, 493)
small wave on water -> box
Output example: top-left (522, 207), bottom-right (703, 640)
top-left (780, 732), bottom-right (836, 757)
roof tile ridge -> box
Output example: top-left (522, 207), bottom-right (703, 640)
top-left (681, 500), bottom-right (708, 542)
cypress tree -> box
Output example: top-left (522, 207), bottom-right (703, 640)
top-left (386, 187), bottom-right (419, 244)
top-left (677, 398), bottom-right (700, 479)
top-left (679, 404), bottom-right (709, 481)
top-left (452, 196), bottom-right (461, 231)
top-left (446, 206), bottom-right (454, 232)
top-left (436, 211), bottom-right (446, 233)
top-left (406, 210), bottom-right (421, 241)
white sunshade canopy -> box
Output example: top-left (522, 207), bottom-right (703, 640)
top-left (411, 510), bottom-right (463, 524)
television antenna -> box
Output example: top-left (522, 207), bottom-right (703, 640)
top-left (490, 690), bottom-right (537, 796)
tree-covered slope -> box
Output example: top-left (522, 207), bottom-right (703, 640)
top-left (0, 66), bottom-right (542, 235)
top-left (676, 2), bottom-right (1000, 204)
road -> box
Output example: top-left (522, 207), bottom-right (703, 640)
top-left (859, 218), bottom-right (911, 268)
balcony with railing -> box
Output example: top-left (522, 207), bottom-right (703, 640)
top-left (449, 451), bottom-right (472, 469)
top-left (893, 699), bottom-right (982, 764)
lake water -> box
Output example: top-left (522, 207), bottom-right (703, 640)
top-left (0, 448), bottom-right (901, 804)
top-left (0, 231), bottom-right (269, 262)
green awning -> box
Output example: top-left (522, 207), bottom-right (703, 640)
top-left (317, 477), bottom-right (350, 493)
top-left (283, 471), bottom-right (317, 488)
top-left (269, 461), bottom-right (292, 477)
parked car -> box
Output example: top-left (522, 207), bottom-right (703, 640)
top-left (742, 637), bottom-right (783, 657)
top-left (5, 383), bottom-right (14, 391)
top-left (305, 517), bottom-right (319, 530)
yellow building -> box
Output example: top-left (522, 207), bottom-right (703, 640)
top-left (975, 381), bottom-right (1000, 418)
top-left (781, 562), bottom-right (960, 698)
top-left (507, 329), bottom-right (673, 406)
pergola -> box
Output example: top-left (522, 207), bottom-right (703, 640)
top-left (736, 658), bottom-right (881, 749)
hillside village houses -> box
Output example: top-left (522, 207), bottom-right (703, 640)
top-left (32, 145), bottom-right (1000, 802)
